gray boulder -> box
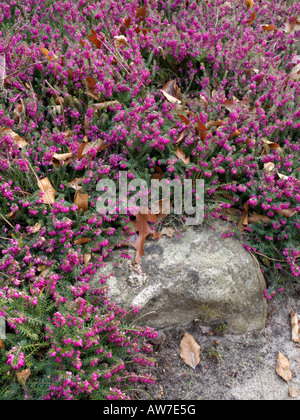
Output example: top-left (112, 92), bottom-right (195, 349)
top-left (0, 317), bottom-right (5, 339)
top-left (98, 221), bottom-right (267, 334)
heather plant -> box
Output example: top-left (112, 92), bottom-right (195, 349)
top-left (0, 0), bottom-right (299, 400)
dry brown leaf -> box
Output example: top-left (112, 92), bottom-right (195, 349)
top-left (283, 17), bottom-right (300, 34)
top-left (52, 152), bottom-right (73, 162)
top-left (41, 47), bottom-right (58, 61)
top-left (29, 223), bottom-right (42, 234)
top-left (136, 5), bottom-right (147, 20)
top-left (247, 11), bottom-right (256, 25)
top-left (262, 24), bottom-right (276, 32)
top-left (152, 198), bottom-right (172, 219)
top-left (78, 139), bottom-right (107, 159)
top-left (133, 207), bottom-right (161, 264)
top-left (264, 162), bottom-right (275, 173)
top-left (175, 129), bottom-right (188, 146)
top-left (0, 339), bottom-right (5, 349)
top-left (74, 238), bottom-right (92, 245)
top-left (291, 311), bottom-right (300, 343)
top-left (276, 353), bottom-right (292, 383)
top-left (246, 0), bottom-right (254, 8)
top-left (289, 386), bottom-right (299, 398)
top-left (83, 253), bottom-right (92, 265)
top-left (92, 101), bottom-right (119, 110)
top-left (114, 35), bottom-right (129, 50)
top-left (196, 116), bottom-right (207, 142)
top-left (248, 213), bottom-right (271, 224)
top-left (161, 80), bottom-right (182, 101)
top-left (0, 128), bottom-right (28, 149)
top-left (161, 90), bottom-right (182, 105)
top-left (68, 178), bottom-right (85, 191)
top-left (38, 177), bottom-right (57, 205)
top-left (175, 147), bottom-right (190, 165)
top-left (160, 227), bottom-right (176, 237)
top-left (74, 190), bottom-right (89, 213)
top-left (261, 138), bottom-right (283, 155)
top-left (86, 30), bottom-right (104, 49)
top-left (16, 368), bottom-right (31, 386)
top-left (277, 209), bottom-right (297, 218)
top-left (223, 98), bottom-right (250, 112)
top-left (291, 63), bottom-right (300, 81)
top-left (180, 332), bottom-right (201, 370)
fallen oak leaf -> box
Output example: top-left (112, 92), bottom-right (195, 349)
top-left (180, 332), bottom-right (201, 370)
top-left (196, 116), bottom-right (207, 142)
top-left (133, 207), bottom-right (161, 264)
top-left (136, 5), bottom-right (147, 20)
top-left (86, 30), bottom-right (105, 49)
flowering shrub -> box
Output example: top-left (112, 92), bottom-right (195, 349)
top-left (0, 0), bottom-right (299, 400)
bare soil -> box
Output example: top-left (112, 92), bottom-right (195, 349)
top-left (144, 284), bottom-right (300, 401)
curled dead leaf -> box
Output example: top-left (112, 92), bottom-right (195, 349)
top-left (114, 35), bottom-right (129, 50)
top-left (262, 24), bottom-right (276, 32)
top-left (38, 177), bottom-right (57, 205)
top-left (133, 207), bottom-right (161, 264)
top-left (289, 386), bottom-right (299, 399)
top-left (162, 80), bottom-right (182, 101)
top-left (68, 178), bottom-right (85, 191)
top-left (175, 147), bottom-right (190, 165)
top-left (0, 128), bottom-right (28, 149)
top-left (92, 101), bottom-right (120, 111)
top-left (0, 339), bottom-right (5, 349)
top-left (246, 0), bottom-right (254, 8)
top-left (291, 311), bottom-right (300, 343)
top-left (264, 162), bottom-right (275, 173)
top-left (283, 17), bottom-right (300, 34)
top-left (29, 223), bottom-right (42, 234)
top-left (16, 368), bottom-right (31, 387)
top-left (74, 238), bottom-right (92, 245)
top-left (41, 47), bottom-right (58, 61)
top-left (248, 213), bottom-right (271, 224)
top-left (276, 353), bottom-right (292, 383)
top-left (160, 227), bottom-right (176, 237)
top-left (180, 332), bottom-right (201, 370)
top-left (74, 190), bottom-right (89, 213)
top-left (83, 253), bottom-right (92, 265)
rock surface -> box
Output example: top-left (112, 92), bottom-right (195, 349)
top-left (0, 317), bottom-right (5, 339)
top-left (98, 221), bottom-right (267, 334)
